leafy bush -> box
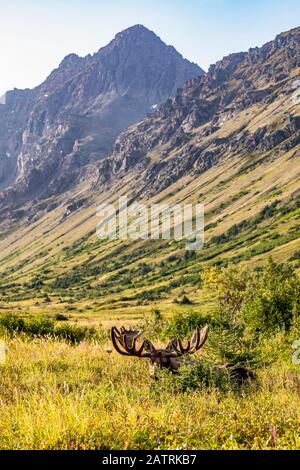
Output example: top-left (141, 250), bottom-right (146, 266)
top-left (142, 308), bottom-right (165, 339)
top-left (175, 360), bottom-right (230, 392)
top-left (203, 265), bottom-right (253, 322)
top-left (151, 307), bottom-right (163, 323)
top-left (25, 317), bottom-right (55, 336)
top-left (54, 313), bottom-right (68, 321)
top-left (206, 322), bottom-right (259, 365)
top-left (0, 314), bottom-right (99, 344)
top-left (0, 314), bottom-right (26, 334)
top-left (204, 258), bottom-right (300, 334)
top-left (163, 309), bottom-right (213, 339)
top-left (178, 295), bottom-right (192, 305)
top-left (0, 314), bottom-right (54, 335)
top-left (54, 324), bottom-right (97, 345)
top-left (242, 259), bottom-right (300, 333)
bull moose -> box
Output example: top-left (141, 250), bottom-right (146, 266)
top-left (111, 325), bottom-right (209, 378)
top-left (111, 325), bottom-right (256, 383)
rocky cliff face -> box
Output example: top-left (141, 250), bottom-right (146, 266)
top-left (0, 25), bottom-right (202, 206)
top-left (92, 27), bottom-right (300, 197)
top-left (1, 25), bottom-right (300, 227)
top-left (0, 26), bottom-right (299, 309)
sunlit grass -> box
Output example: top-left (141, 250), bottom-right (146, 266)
top-left (0, 335), bottom-right (299, 450)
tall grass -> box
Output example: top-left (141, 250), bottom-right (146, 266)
top-left (0, 335), bottom-right (299, 450)
top-left (0, 260), bottom-right (299, 449)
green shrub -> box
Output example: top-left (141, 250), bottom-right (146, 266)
top-left (142, 308), bottom-right (165, 339)
top-left (54, 324), bottom-right (98, 345)
top-left (242, 259), bottom-right (300, 333)
top-left (163, 309), bottom-right (213, 339)
top-left (0, 314), bottom-right (54, 336)
top-left (0, 314), bottom-right (99, 344)
top-left (0, 314), bottom-right (26, 334)
top-left (175, 360), bottom-right (230, 392)
top-left (25, 317), bottom-right (55, 336)
top-left (203, 265), bottom-right (253, 322)
top-left (54, 313), bottom-right (69, 321)
top-left (178, 295), bottom-right (192, 305)
top-left (206, 321), bottom-right (259, 365)
top-left (204, 258), bottom-right (300, 334)
top-left (151, 307), bottom-right (163, 323)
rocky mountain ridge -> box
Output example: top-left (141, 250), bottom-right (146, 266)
top-left (93, 27), bottom-right (300, 197)
top-left (0, 25), bottom-right (202, 212)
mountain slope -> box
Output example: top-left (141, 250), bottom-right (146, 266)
top-left (93, 26), bottom-right (300, 195)
top-left (0, 27), bottom-right (299, 321)
top-left (0, 25), bottom-right (202, 211)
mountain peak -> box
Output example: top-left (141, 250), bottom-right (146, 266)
top-left (118, 24), bottom-right (152, 33)
top-left (0, 25), bottom-right (202, 205)
top-left (100, 24), bottom-right (165, 54)
top-left (114, 24), bottom-right (158, 39)
top-left (59, 53), bottom-right (81, 66)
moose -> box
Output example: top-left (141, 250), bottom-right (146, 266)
top-left (111, 325), bottom-right (209, 379)
top-left (111, 325), bottom-right (256, 383)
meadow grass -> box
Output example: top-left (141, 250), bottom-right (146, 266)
top-left (0, 334), bottom-right (300, 450)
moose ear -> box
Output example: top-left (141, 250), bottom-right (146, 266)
top-left (143, 340), bottom-right (155, 353)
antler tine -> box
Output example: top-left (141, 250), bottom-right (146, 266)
top-left (190, 328), bottom-right (201, 352)
top-left (177, 338), bottom-right (191, 354)
top-left (114, 326), bottom-right (122, 336)
top-left (165, 337), bottom-right (190, 357)
top-left (190, 325), bottom-right (209, 353)
top-left (166, 326), bottom-right (209, 357)
top-left (111, 326), bottom-right (152, 358)
top-left (198, 325), bottom-right (209, 349)
top-left (111, 326), bottom-right (131, 356)
top-left (119, 327), bottom-right (142, 349)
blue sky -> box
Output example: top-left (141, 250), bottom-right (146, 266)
top-left (1, 0), bottom-right (300, 96)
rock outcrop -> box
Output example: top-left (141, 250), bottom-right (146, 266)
top-left (0, 25), bottom-right (202, 207)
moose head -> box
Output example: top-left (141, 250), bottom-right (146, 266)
top-left (111, 325), bottom-right (209, 378)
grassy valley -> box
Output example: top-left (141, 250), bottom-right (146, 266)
top-left (0, 25), bottom-right (300, 450)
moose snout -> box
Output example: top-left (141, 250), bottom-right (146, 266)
top-left (149, 362), bottom-right (159, 380)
